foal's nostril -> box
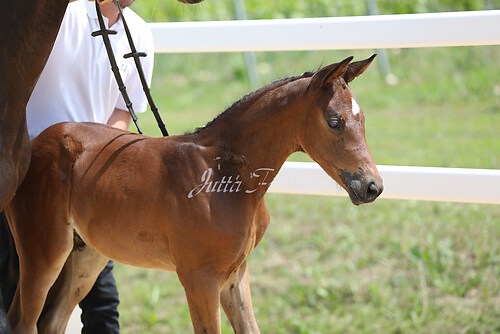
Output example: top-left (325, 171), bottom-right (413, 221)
top-left (366, 182), bottom-right (380, 200)
top-left (346, 176), bottom-right (382, 204)
top-left (349, 179), bottom-right (362, 192)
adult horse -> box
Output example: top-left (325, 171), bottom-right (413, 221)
top-left (0, 0), bottom-right (201, 332)
top-left (6, 55), bottom-right (382, 334)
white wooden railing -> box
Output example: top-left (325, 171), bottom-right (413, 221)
top-left (150, 10), bottom-right (500, 52)
top-left (147, 10), bottom-right (500, 204)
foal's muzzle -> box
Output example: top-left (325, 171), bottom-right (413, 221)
top-left (341, 171), bottom-right (383, 205)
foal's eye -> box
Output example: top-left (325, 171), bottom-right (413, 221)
top-left (328, 119), bottom-right (340, 129)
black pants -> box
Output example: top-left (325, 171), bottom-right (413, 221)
top-left (0, 294), bottom-right (10, 334)
top-left (0, 212), bottom-right (120, 333)
top-left (80, 260), bottom-right (120, 334)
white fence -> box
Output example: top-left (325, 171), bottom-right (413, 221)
top-left (148, 10), bottom-right (500, 204)
top-left (150, 10), bottom-right (500, 52)
top-left (269, 163), bottom-right (500, 205)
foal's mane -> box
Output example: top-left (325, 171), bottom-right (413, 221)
top-left (188, 72), bottom-right (314, 135)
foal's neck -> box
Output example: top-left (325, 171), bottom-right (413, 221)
top-left (210, 79), bottom-right (307, 175)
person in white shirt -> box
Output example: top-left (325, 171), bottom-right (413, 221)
top-left (1, 1), bottom-right (154, 333)
top-left (27, 0), bottom-right (154, 139)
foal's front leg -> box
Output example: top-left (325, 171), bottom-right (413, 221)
top-left (178, 269), bottom-right (222, 334)
top-left (220, 261), bottom-right (260, 334)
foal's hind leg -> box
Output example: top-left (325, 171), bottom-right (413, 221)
top-left (6, 213), bottom-right (73, 334)
top-left (38, 236), bottom-right (109, 334)
top-left (220, 261), bottom-right (260, 334)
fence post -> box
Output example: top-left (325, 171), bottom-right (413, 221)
top-left (232, 0), bottom-right (260, 89)
top-left (366, 0), bottom-right (398, 85)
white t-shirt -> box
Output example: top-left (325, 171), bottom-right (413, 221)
top-left (27, 0), bottom-right (154, 140)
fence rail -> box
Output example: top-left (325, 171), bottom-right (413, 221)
top-left (148, 10), bottom-right (500, 204)
top-left (270, 163), bottom-right (500, 205)
top-left (150, 10), bottom-right (500, 53)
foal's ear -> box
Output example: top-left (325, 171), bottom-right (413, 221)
top-left (311, 56), bottom-right (353, 88)
top-left (343, 54), bottom-right (377, 83)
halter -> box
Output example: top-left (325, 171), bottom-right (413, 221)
top-left (91, 0), bottom-right (169, 136)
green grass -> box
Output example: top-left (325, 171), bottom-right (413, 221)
top-left (113, 46), bottom-right (500, 333)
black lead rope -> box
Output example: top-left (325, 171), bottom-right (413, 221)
top-left (115, 1), bottom-right (169, 137)
top-left (92, 0), bottom-right (169, 137)
top-left (91, 0), bottom-right (142, 134)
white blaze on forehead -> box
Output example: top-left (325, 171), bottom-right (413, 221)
top-left (351, 97), bottom-right (361, 116)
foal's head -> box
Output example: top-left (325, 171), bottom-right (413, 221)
top-left (299, 55), bottom-right (383, 205)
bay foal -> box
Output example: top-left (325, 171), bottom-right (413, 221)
top-left (7, 56), bottom-right (382, 334)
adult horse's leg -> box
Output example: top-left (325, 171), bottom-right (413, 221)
top-left (178, 269), bottom-right (223, 334)
top-left (0, 119), bottom-right (30, 212)
top-left (38, 244), bottom-right (110, 333)
top-left (0, 0), bottom-right (68, 212)
top-left (220, 261), bottom-right (260, 334)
